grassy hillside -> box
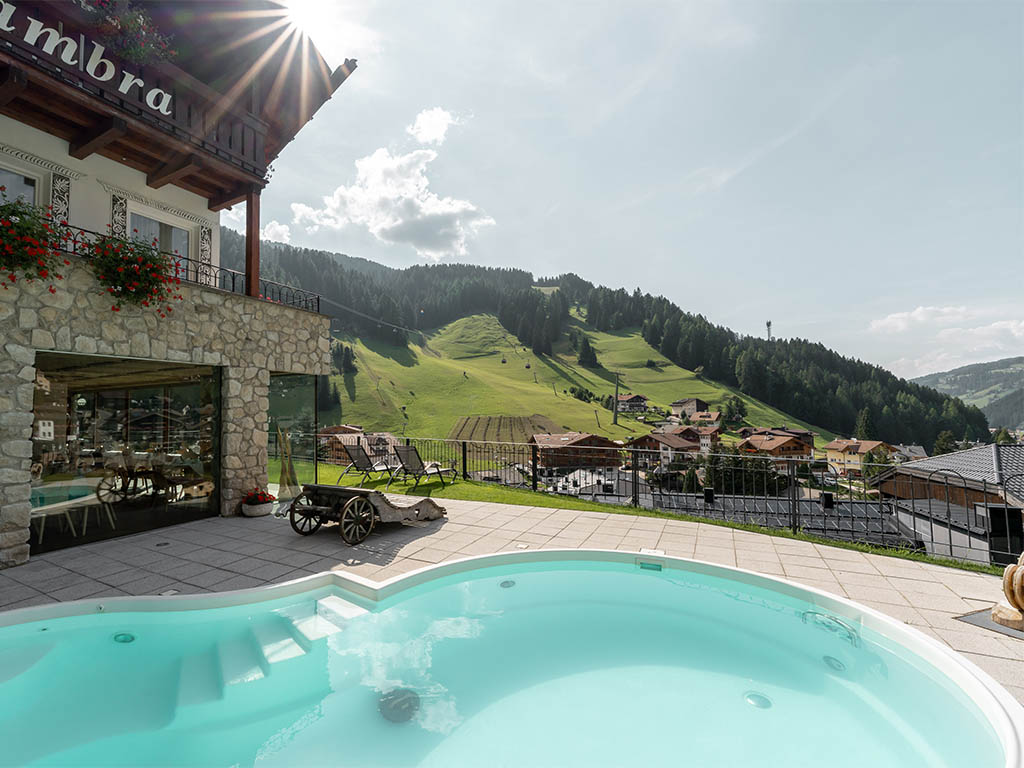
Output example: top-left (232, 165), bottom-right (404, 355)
top-left (914, 356), bottom-right (1024, 428)
top-left (323, 314), bottom-right (835, 447)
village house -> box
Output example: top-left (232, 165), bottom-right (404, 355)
top-left (529, 432), bottom-right (621, 469)
top-left (616, 393), bottom-right (649, 413)
top-left (824, 438), bottom-right (893, 477)
top-left (670, 398), bottom-right (708, 419)
top-left (738, 433), bottom-right (812, 466)
top-left (0, 0), bottom-right (355, 567)
top-left (627, 432), bottom-right (699, 469)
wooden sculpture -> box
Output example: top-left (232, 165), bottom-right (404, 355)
top-left (992, 553), bottom-right (1024, 631)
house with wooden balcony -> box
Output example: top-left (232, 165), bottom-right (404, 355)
top-left (0, 0), bottom-right (356, 567)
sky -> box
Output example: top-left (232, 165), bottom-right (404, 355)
top-left (223, 0), bottom-right (1023, 380)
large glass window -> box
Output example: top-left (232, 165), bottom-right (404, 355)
top-left (130, 211), bottom-right (190, 256)
top-left (0, 167), bottom-right (37, 203)
top-left (29, 353), bottom-right (220, 553)
top-left (268, 374), bottom-right (317, 501)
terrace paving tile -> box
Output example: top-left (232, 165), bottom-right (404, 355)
top-left (3, 494), bottom-right (1020, 705)
top-left (0, 582), bottom-right (44, 607)
top-left (118, 575), bottom-right (179, 597)
top-left (47, 582), bottom-right (111, 602)
top-left (180, 568), bottom-right (241, 588)
top-left (4, 594), bottom-right (58, 610)
top-left (897, 591), bottom-right (974, 614)
top-left (843, 584), bottom-right (912, 607)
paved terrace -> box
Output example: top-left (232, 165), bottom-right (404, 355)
top-left (1, 497), bottom-right (1022, 704)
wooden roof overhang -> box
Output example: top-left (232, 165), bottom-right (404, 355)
top-left (0, 1), bottom-right (355, 210)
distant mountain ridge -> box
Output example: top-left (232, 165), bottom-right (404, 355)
top-left (914, 357), bottom-right (1024, 428)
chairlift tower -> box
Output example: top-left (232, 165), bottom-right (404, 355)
top-left (612, 371), bottom-right (620, 425)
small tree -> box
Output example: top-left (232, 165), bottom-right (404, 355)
top-left (681, 464), bottom-right (700, 493)
top-left (863, 447), bottom-right (891, 478)
top-left (933, 430), bottom-right (957, 456)
top-left (994, 427), bottom-right (1015, 445)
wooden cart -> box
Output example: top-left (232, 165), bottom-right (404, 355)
top-left (283, 484), bottom-right (446, 544)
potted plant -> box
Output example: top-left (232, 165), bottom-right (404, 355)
top-left (241, 487), bottom-right (276, 517)
top-left (89, 229), bottom-right (184, 314)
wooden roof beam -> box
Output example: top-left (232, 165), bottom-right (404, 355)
top-left (0, 64), bottom-right (27, 108)
top-left (208, 185), bottom-right (250, 212)
top-left (147, 154), bottom-right (202, 189)
top-left (69, 117), bottom-right (128, 160)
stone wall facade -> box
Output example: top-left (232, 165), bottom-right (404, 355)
top-left (0, 262), bottom-right (330, 568)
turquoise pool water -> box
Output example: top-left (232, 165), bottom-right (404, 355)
top-left (0, 559), bottom-right (1008, 767)
top-left (30, 485), bottom-right (93, 508)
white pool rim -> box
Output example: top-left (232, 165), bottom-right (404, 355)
top-left (1, 549), bottom-right (1021, 766)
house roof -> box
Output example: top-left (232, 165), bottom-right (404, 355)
top-left (530, 432), bottom-right (616, 448)
top-left (823, 438), bottom-right (888, 455)
top-left (320, 424), bottom-right (362, 435)
top-left (893, 444), bottom-right (929, 460)
top-left (694, 426), bottom-right (722, 436)
top-left (617, 393), bottom-right (647, 402)
top-left (690, 411), bottom-right (721, 422)
top-left (867, 444), bottom-right (1024, 505)
top-left (671, 398), bottom-right (706, 406)
top-left (648, 433), bottom-right (700, 450)
top-left (739, 434), bottom-right (803, 452)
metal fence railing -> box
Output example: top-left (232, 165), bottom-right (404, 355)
top-left (297, 434), bottom-right (1024, 567)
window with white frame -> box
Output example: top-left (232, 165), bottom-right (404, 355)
top-left (129, 210), bottom-right (192, 258)
top-left (0, 165), bottom-right (38, 204)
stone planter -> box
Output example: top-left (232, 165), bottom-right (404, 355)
top-left (241, 501), bottom-right (274, 517)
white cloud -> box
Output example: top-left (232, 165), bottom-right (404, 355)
top-left (406, 107), bottom-right (461, 146)
top-left (870, 305), bottom-right (1024, 378)
top-left (291, 146), bottom-right (494, 260)
top-left (869, 305), bottom-right (975, 333)
top-left (261, 220), bottom-right (291, 243)
top-left (220, 206), bottom-right (245, 233)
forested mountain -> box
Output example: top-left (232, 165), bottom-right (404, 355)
top-left (914, 356), bottom-right (1024, 429)
top-left (221, 227), bottom-right (990, 450)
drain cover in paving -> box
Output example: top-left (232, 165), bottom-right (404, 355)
top-left (956, 608), bottom-right (1024, 641)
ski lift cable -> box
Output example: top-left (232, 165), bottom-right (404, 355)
top-left (318, 296), bottom-right (427, 339)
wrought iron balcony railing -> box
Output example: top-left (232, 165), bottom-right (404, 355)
top-left (52, 223), bottom-right (320, 313)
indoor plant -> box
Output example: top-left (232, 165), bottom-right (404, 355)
top-left (241, 487), bottom-right (277, 517)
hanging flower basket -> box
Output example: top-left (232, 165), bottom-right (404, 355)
top-left (82, 0), bottom-right (177, 65)
top-left (90, 230), bottom-right (184, 314)
top-left (0, 187), bottom-right (71, 293)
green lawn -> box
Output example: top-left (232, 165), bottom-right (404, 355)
top-left (268, 459), bottom-right (1000, 576)
top-left (323, 313), bottom-right (835, 446)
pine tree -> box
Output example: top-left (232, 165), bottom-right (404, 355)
top-left (854, 407), bottom-right (876, 440)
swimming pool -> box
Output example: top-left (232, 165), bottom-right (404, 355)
top-left (29, 485), bottom-right (94, 508)
top-left (0, 551), bottom-right (1020, 766)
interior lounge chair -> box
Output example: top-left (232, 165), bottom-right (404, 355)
top-left (387, 444), bottom-right (458, 490)
top-left (338, 442), bottom-right (397, 485)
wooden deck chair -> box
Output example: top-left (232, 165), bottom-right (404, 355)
top-left (338, 443), bottom-right (396, 485)
top-left (387, 444), bottom-right (457, 490)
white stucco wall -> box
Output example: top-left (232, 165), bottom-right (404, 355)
top-left (0, 115), bottom-right (220, 268)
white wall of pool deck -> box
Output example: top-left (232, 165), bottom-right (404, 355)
top-left (0, 114), bottom-right (331, 569)
top-left (0, 550), bottom-right (1021, 767)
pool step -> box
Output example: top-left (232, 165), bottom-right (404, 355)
top-left (218, 634), bottom-right (267, 686)
top-left (176, 650), bottom-right (223, 707)
top-left (0, 642), bottom-right (54, 686)
top-left (283, 595), bottom-right (368, 646)
top-left (251, 619), bottom-right (307, 663)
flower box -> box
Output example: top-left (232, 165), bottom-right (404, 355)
top-left (241, 501), bottom-right (274, 518)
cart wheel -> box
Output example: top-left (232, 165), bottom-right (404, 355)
top-left (97, 472), bottom-right (129, 504)
top-left (289, 493), bottom-right (323, 536)
top-left (339, 496), bottom-right (375, 545)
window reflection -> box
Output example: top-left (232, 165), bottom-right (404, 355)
top-left (268, 373), bottom-right (317, 500)
top-left (29, 353), bottom-right (220, 553)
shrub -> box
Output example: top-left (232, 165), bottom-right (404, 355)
top-left (90, 230), bottom-right (183, 314)
top-left (0, 187), bottom-right (71, 293)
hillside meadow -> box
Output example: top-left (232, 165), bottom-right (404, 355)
top-left (320, 314), bottom-right (835, 447)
